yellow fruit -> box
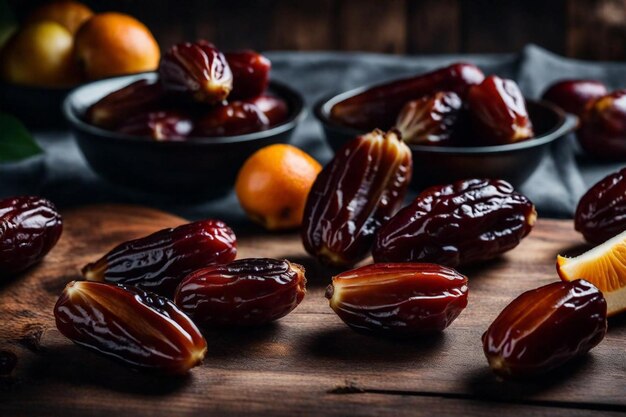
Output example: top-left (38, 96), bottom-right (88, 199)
top-left (235, 144), bottom-right (322, 231)
top-left (1, 21), bottom-right (78, 87)
top-left (26, 1), bottom-right (94, 34)
top-left (557, 229), bottom-right (626, 316)
top-left (74, 12), bottom-right (160, 80)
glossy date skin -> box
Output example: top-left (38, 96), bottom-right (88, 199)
top-left (246, 94), bottom-right (289, 126)
top-left (86, 79), bottom-right (165, 129)
top-left (467, 75), bottom-right (534, 145)
top-left (117, 110), bottom-right (193, 141)
top-left (330, 63), bottom-right (485, 131)
top-left (483, 279), bottom-right (607, 378)
top-left (0, 196), bottom-right (63, 276)
top-left (577, 90), bottom-right (626, 160)
top-left (326, 263), bottom-right (468, 336)
top-left (575, 167), bottom-right (626, 244)
top-left (395, 91), bottom-right (463, 146)
top-left (302, 129), bottom-right (412, 267)
top-left (82, 219), bottom-right (237, 296)
top-left (225, 50), bottom-right (271, 100)
top-left (159, 40), bottom-right (233, 104)
top-left (541, 79), bottom-right (607, 117)
top-left (373, 179), bottom-right (536, 267)
top-left (54, 281), bottom-right (207, 374)
top-left (175, 258), bottom-right (306, 326)
top-left (193, 101), bottom-right (270, 137)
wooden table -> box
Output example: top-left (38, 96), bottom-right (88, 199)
top-left (0, 205), bottom-right (624, 416)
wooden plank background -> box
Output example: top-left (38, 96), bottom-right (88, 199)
top-left (7, 0), bottom-right (626, 60)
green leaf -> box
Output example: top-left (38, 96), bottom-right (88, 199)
top-left (0, 113), bottom-right (43, 163)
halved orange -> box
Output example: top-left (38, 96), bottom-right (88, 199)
top-left (557, 230), bottom-right (626, 316)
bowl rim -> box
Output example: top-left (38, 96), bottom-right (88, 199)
top-left (314, 85), bottom-right (578, 155)
top-left (62, 72), bottom-right (306, 146)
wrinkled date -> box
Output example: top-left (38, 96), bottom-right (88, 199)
top-left (575, 167), bottom-right (626, 244)
top-left (330, 62), bottom-right (484, 131)
top-left (467, 75), bottom-right (534, 145)
top-left (483, 279), bottom-right (607, 378)
top-left (395, 91), bottom-right (463, 146)
top-left (117, 110), bottom-right (194, 141)
top-left (247, 94), bottom-right (289, 126)
top-left (54, 281), bottom-right (207, 374)
top-left (326, 263), bottom-right (468, 336)
top-left (578, 90), bottom-right (626, 160)
top-left (86, 79), bottom-right (165, 129)
top-left (225, 50), bottom-right (271, 100)
top-left (541, 79), bottom-right (607, 117)
top-left (159, 40), bottom-right (233, 104)
top-left (0, 196), bottom-right (63, 276)
top-left (193, 101), bottom-right (270, 137)
top-left (82, 219), bottom-right (237, 296)
top-left (373, 179), bottom-right (536, 267)
top-left (302, 129), bottom-right (412, 267)
top-left (175, 258), bottom-right (306, 326)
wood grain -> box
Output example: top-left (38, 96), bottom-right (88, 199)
top-left (566, 0), bottom-right (626, 60)
top-left (0, 205), bottom-right (624, 416)
top-left (407, 0), bottom-right (460, 54)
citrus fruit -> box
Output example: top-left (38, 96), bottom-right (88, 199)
top-left (26, 1), bottom-right (94, 34)
top-left (235, 144), bottom-right (322, 231)
top-left (74, 12), bottom-right (160, 80)
top-left (557, 229), bottom-right (626, 316)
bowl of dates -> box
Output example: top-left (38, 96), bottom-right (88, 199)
top-left (63, 42), bottom-right (305, 199)
top-left (315, 64), bottom-right (577, 188)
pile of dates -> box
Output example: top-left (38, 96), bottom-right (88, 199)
top-left (86, 40), bottom-right (289, 140)
top-left (330, 63), bottom-right (535, 147)
top-left (302, 128), bottom-right (609, 378)
top-left (542, 79), bottom-right (626, 160)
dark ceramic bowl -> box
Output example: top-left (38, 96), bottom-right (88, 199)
top-left (0, 81), bottom-right (73, 129)
top-left (315, 87), bottom-right (577, 189)
top-left (63, 72), bottom-right (305, 199)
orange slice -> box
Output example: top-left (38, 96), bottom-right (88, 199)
top-left (557, 230), bottom-right (626, 316)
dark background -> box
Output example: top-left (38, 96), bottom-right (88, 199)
top-left (8, 0), bottom-right (626, 61)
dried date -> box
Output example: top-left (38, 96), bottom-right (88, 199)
top-left (117, 110), bottom-right (193, 141)
top-left (575, 167), bottom-right (626, 244)
top-left (541, 79), bottom-right (607, 117)
top-left (175, 258), bottom-right (306, 326)
top-left (483, 279), bottom-right (607, 378)
top-left (0, 196), bottom-right (63, 276)
top-left (225, 50), bottom-right (271, 100)
top-left (326, 263), bottom-right (468, 336)
top-left (247, 94), bottom-right (289, 126)
top-left (302, 129), bottom-right (412, 267)
top-left (54, 281), bottom-right (207, 374)
top-left (577, 90), bottom-right (626, 160)
top-left (373, 179), bottom-right (536, 267)
top-left (193, 101), bottom-right (269, 137)
top-left (82, 219), bottom-right (237, 296)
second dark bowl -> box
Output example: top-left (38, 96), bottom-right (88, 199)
top-left (63, 73), bottom-right (305, 200)
top-left (315, 88), bottom-right (577, 189)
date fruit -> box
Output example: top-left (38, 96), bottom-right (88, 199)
top-left (330, 62), bottom-right (484, 131)
top-left (483, 279), bottom-right (607, 378)
top-left (82, 219), bottom-right (237, 296)
top-left (467, 75), bottom-right (534, 145)
top-left (395, 91), bottom-right (463, 145)
top-left (86, 79), bottom-right (165, 129)
top-left (326, 263), bottom-right (468, 336)
top-left (159, 40), bottom-right (232, 104)
top-left (577, 90), bottom-right (626, 160)
top-left (117, 110), bottom-right (193, 141)
top-left (302, 129), bottom-right (412, 267)
top-left (575, 167), bottom-right (626, 244)
top-left (175, 258), bottom-right (306, 326)
top-left (225, 50), bottom-right (271, 100)
top-left (54, 281), bottom-right (207, 374)
top-left (194, 101), bottom-right (270, 137)
top-left (541, 79), bottom-right (607, 117)
top-left (0, 196), bottom-right (63, 276)
top-left (247, 94), bottom-right (289, 126)
top-left (373, 179), bottom-right (536, 267)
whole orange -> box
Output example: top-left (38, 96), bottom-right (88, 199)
top-left (26, 1), bottom-right (94, 34)
top-left (236, 144), bottom-right (322, 231)
top-left (74, 12), bottom-right (160, 80)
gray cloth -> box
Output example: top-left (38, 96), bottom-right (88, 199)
top-left (1, 45), bottom-right (625, 222)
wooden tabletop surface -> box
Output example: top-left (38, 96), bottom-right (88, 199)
top-left (0, 204), bottom-right (624, 417)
